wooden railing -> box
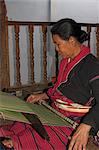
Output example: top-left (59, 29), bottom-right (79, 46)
top-left (6, 21), bottom-right (52, 92)
top-left (1, 20), bottom-right (99, 92)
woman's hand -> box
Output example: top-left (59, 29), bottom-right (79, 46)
top-left (26, 93), bottom-right (49, 103)
top-left (68, 123), bottom-right (91, 150)
top-left (2, 138), bottom-right (14, 149)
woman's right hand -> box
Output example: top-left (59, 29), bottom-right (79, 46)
top-left (26, 93), bottom-right (49, 103)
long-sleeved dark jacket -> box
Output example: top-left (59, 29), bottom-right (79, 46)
top-left (58, 54), bottom-right (99, 132)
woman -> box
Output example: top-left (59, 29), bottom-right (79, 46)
top-left (0, 18), bottom-right (99, 150)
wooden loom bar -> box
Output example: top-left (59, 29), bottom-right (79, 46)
top-left (28, 25), bottom-right (35, 84)
top-left (14, 24), bottom-right (21, 86)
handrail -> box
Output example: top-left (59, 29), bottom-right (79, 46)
top-left (8, 21), bottom-right (99, 27)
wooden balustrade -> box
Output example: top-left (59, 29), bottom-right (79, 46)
top-left (1, 21), bottom-right (99, 92)
top-left (87, 25), bottom-right (91, 48)
top-left (6, 22), bottom-right (50, 91)
top-left (28, 25), bottom-right (35, 84)
top-left (0, 2), bottom-right (99, 91)
top-left (14, 24), bottom-right (21, 86)
top-left (42, 25), bottom-right (47, 82)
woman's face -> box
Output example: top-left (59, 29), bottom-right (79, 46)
top-left (52, 34), bottom-right (74, 59)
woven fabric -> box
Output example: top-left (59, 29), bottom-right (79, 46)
top-left (0, 119), bottom-right (75, 150)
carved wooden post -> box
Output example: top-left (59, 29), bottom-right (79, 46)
top-left (42, 25), bottom-right (47, 82)
top-left (0, 0), bottom-right (10, 90)
top-left (14, 24), bottom-right (21, 86)
top-left (87, 25), bottom-right (91, 48)
top-left (28, 25), bottom-right (35, 84)
top-left (96, 26), bottom-right (99, 59)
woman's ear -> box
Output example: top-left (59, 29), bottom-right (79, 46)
top-left (69, 36), bottom-right (76, 46)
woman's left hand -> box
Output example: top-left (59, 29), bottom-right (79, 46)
top-left (68, 123), bottom-right (91, 150)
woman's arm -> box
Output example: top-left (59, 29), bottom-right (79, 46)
top-left (69, 78), bottom-right (99, 150)
top-left (82, 78), bottom-right (99, 132)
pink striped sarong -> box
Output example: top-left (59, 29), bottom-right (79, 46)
top-left (0, 116), bottom-right (76, 150)
top-left (0, 103), bottom-right (85, 150)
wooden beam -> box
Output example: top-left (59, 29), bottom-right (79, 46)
top-left (0, 0), bottom-right (10, 90)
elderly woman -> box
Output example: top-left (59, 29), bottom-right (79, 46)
top-left (0, 18), bottom-right (99, 150)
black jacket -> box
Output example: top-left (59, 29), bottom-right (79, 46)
top-left (58, 54), bottom-right (99, 132)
